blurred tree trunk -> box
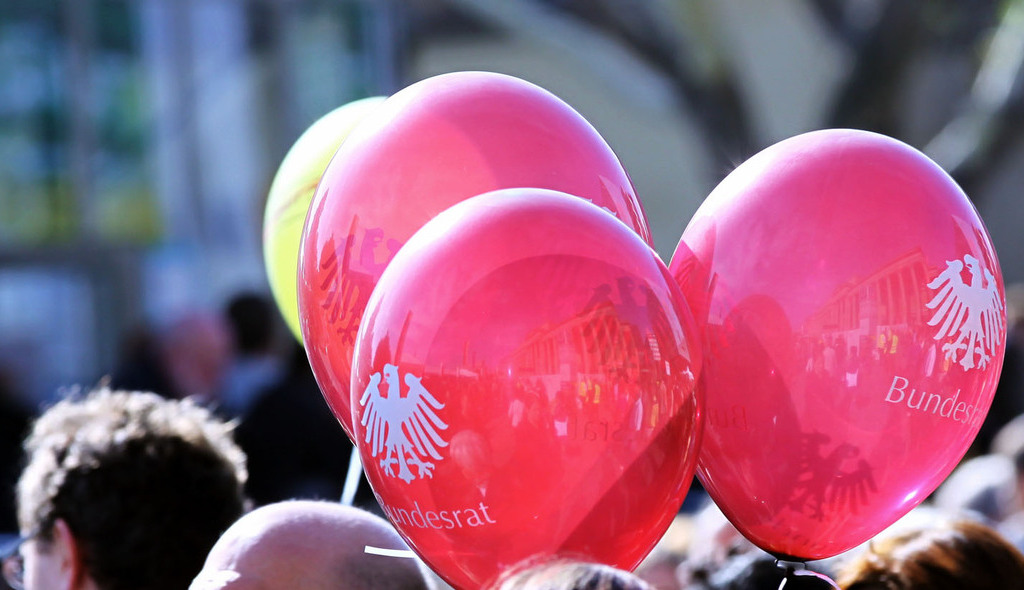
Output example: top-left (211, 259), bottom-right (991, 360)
top-left (542, 0), bottom-right (1024, 204)
top-left (409, 0), bottom-right (1024, 204)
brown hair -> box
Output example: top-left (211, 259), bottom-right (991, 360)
top-left (489, 558), bottom-right (653, 590)
top-left (837, 519), bottom-right (1024, 590)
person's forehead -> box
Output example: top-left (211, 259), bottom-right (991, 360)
top-left (196, 531), bottom-right (323, 589)
top-left (190, 569), bottom-right (267, 590)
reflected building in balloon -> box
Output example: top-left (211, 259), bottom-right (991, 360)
top-left (802, 248), bottom-right (935, 365)
top-left (503, 276), bottom-right (695, 442)
top-left (304, 227), bottom-right (404, 436)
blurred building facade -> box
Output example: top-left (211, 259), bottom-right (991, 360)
top-left (2, 0), bottom-right (1024, 405)
top-left (0, 0), bottom-right (397, 404)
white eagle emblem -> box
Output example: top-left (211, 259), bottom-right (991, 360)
top-left (359, 364), bottom-right (449, 483)
top-left (925, 255), bottom-right (1003, 371)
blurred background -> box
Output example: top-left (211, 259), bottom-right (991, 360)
top-left (3, 0), bottom-right (1024, 533)
top-left (5, 0), bottom-right (1024, 407)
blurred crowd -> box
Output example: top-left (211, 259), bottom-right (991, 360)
top-left (0, 285), bottom-right (1023, 589)
top-left (0, 291), bottom-right (373, 522)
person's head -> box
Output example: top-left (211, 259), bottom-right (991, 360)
top-left (161, 310), bottom-right (233, 401)
top-left (225, 293), bottom-right (277, 356)
top-left (12, 387), bottom-right (248, 590)
top-left (680, 551), bottom-right (838, 590)
top-left (682, 551), bottom-right (783, 590)
top-left (836, 518), bottom-right (1024, 590)
top-left (190, 500), bottom-right (433, 590)
top-left (489, 558), bottom-right (653, 590)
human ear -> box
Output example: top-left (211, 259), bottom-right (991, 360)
top-left (50, 519), bottom-right (89, 590)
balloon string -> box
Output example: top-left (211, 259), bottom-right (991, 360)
top-left (364, 546), bottom-right (417, 558)
top-left (341, 449), bottom-right (363, 506)
top-left (775, 560), bottom-right (840, 590)
top-left (346, 452), bottom-right (418, 562)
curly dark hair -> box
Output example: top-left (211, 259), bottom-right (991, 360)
top-left (16, 387), bottom-right (248, 590)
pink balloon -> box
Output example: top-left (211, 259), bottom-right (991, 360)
top-left (351, 189), bottom-right (700, 589)
top-left (670, 129), bottom-right (1006, 560)
top-left (299, 71), bottom-right (652, 439)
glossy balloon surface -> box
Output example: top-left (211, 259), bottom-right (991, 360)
top-left (670, 129), bottom-right (1005, 560)
top-left (299, 71), bottom-right (651, 438)
top-left (263, 96), bottom-right (385, 341)
top-left (351, 190), bottom-right (698, 589)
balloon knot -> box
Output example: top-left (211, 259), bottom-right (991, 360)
top-left (774, 561), bottom-right (840, 590)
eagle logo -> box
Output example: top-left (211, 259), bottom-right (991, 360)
top-left (359, 364), bottom-right (449, 483)
top-left (787, 432), bottom-right (877, 521)
top-left (925, 255), bottom-right (1003, 371)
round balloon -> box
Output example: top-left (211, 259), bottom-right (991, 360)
top-left (299, 71), bottom-right (652, 438)
top-left (350, 189), bottom-right (699, 589)
top-left (670, 128), bottom-right (1006, 560)
top-left (263, 96), bottom-right (385, 341)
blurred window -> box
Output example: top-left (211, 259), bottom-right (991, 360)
top-left (0, 0), bottom-right (392, 404)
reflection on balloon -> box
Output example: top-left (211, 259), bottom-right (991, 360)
top-left (298, 71), bottom-right (651, 438)
top-left (263, 96), bottom-right (385, 341)
top-left (351, 189), bottom-right (699, 589)
top-left (670, 128), bottom-right (1006, 561)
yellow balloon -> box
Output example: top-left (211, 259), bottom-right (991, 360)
top-left (263, 96), bottom-right (386, 341)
